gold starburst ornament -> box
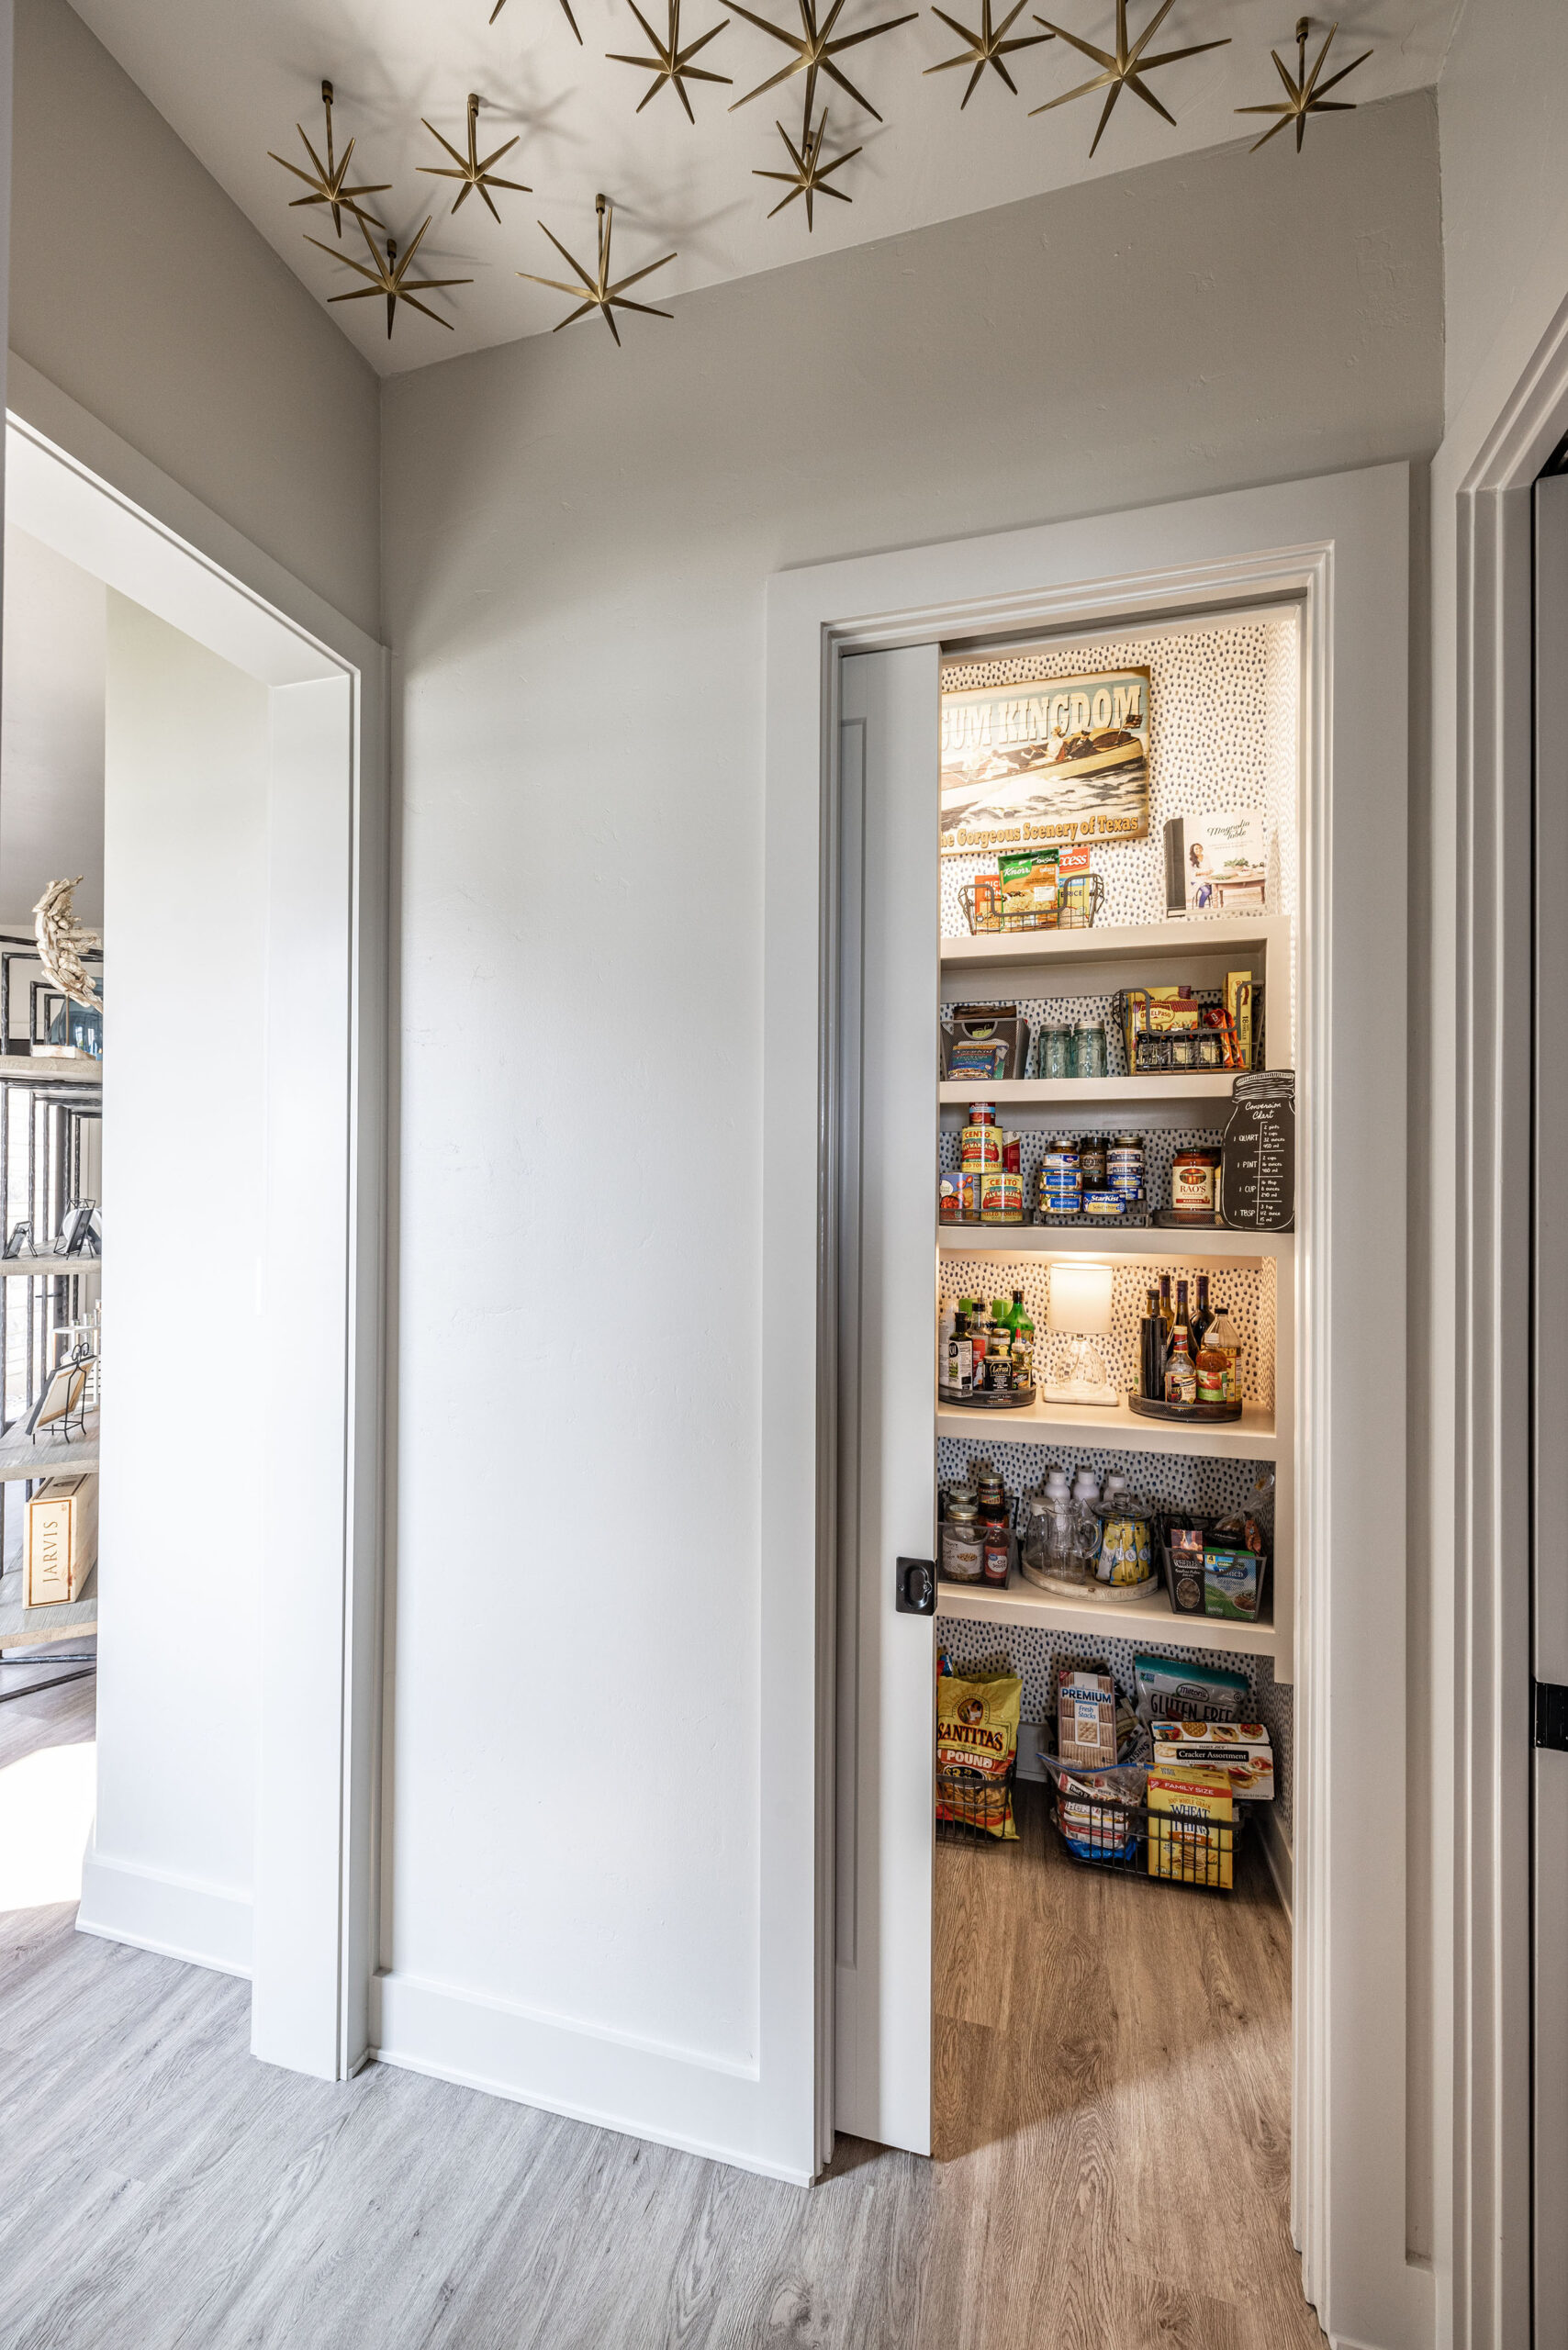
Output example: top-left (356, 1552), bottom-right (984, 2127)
top-left (307, 215), bottom-right (473, 339)
top-left (755, 96), bottom-right (861, 225)
top-left (1029, 0), bottom-right (1229, 152)
top-left (925, 0), bottom-right (1051, 107)
top-left (518, 194), bottom-right (678, 345)
top-left (269, 79), bottom-right (390, 238)
top-left (1236, 17), bottom-right (1372, 152)
top-left (419, 94), bottom-right (531, 221)
top-left (727, 0), bottom-right (916, 124)
top-left (608, 0), bottom-right (733, 118)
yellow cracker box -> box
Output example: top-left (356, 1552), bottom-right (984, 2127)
top-left (1148, 1764), bottom-right (1235, 1888)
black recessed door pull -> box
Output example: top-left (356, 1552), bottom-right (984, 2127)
top-left (896, 1558), bottom-right (936, 1616)
top-left (1536, 1680), bottom-right (1568, 1751)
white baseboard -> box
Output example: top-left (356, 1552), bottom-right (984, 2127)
top-left (76, 1849), bottom-right (252, 1978)
top-left (373, 1972), bottom-right (811, 2184)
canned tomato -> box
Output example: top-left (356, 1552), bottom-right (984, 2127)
top-left (981, 1170), bottom-right (1024, 1224)
top-left (961, 1120), bottom-right (1002, 1171)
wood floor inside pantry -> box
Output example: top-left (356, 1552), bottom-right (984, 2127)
top-left (1, 1675), bottom-right (1321, 2350)
top-left (927, 1782), bottom-right (1322, 2349)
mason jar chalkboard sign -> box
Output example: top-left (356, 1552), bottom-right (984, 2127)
top-left (1221, 1070), bottom-right (1295, 1232)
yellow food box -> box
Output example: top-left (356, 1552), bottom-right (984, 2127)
top-left (1147, 1764), bottom-right (1235, 1889)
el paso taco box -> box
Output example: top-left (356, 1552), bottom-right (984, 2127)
top-left (1151, 1718), bottom-right (1274, 1803)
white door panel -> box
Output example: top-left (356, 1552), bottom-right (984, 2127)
top-left (833, 645), bottom-right (940, 2154)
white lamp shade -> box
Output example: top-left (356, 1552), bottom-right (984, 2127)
top-left (1047, 1260), bottom-right (1114, 1336)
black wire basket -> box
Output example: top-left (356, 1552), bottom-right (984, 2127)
top-left (1048, 1791), bottom-right (1248, 1891)
top-left (935, 1764), bottom-right (1019, 1844)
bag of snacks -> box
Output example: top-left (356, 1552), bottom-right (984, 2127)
top-left (935, 1668), bottom-right (1021, 1840)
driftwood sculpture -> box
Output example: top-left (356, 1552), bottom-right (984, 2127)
top-left (33, 877), bottom-right (101, 1012)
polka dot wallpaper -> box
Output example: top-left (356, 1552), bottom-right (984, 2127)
top-left (938, 612), bottom-right (1300, 938)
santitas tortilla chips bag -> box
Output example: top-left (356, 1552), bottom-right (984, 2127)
top-left (935, 1669), bottom-right (1022, 1840)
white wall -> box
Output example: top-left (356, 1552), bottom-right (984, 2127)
top-left (0, 527), bottom-right (106, 928)
top-left (1439, 0), bottom-right (1568, 441)
top-left (8, 0), bottom-right (381, 641)
top-left (376, 92), bottom-right (1444, 2154)
top-left (78, 593), bottom-right (268, 1975)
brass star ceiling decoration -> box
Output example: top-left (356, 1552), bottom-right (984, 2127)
top-left (419, 93), bottom-right (531, 220)
top-left (726, 0), bottom-right (917, 124)
top-left (755, 97), bottom-right (861, 224)
top-left (518, 193), bottom-right (678, 342)
top-left (1029, 0), bottom-right (1229, 153)
top-left (924, 0), bottom-right (1052, 108)
top-left (269, 79), bottom-right (390, 238)
top-left (488, 0), bottom-right (584, 44)
top-left (306, 214), bottom-right (474, 338)
top-left (608, 0), bottom-right (734, 119)
top-left (1236, 16), bottom-right (1372, 152)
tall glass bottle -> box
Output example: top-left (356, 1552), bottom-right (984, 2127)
top-left (1192, 1272), bottom-right (1214, 1353)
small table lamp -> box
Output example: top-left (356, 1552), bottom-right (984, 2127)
top-left (1043, 1260), bottom-right (1117, 1406)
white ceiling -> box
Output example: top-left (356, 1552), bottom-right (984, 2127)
top-left (72, 0), bottom-right (1461, 376)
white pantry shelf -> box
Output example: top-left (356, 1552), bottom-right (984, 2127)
top-left (940, 913), bottom-right (1291, 976)
top-left (939, 1075), bottom-right (1235, 1111)
top-left (936, 1393), bottom-right (1278, 1459)
top-left (934, 1567), bottom-right (1278, 1659)
top-left (0, 1561), bottom-right (97, 1647)
top-left (937, 1223), bottom-right (1292, 1261)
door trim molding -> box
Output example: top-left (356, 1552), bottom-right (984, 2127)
top-left (6, 365), bottom-right (388, 2083)
top-left (1431, 289), bottom-right (1568, 2350)
top-left (765, 467), bottom-right (1422, 2343)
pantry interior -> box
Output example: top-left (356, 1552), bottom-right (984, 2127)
top-left (888, 598), bottom-right (1307, 2263)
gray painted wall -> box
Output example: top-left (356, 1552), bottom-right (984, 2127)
top-left (1439, 0), bottom-right (1568, 434)
top-left (377, 93), bottom-right (1443, 2065)
top-left (9, 0), bottom-right (381, 639)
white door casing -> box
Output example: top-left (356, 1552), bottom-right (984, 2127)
top-left (5, 381), bottom-right (386, 2081)
top-left (765, 466), bottom-right (1423, 2339)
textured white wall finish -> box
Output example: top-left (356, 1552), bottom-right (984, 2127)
top-left (378, 93), bottom-right (1443, 2079)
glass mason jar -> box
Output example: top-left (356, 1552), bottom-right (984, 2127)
top-left (1040, 1025), bottom-right (1074, 1080)
top-left (1071, 1021), bottom-right (1108, 1079)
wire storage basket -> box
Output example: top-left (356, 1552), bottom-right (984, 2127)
top-left (1048, 1789), bottom-right (1248, 1892)
top-left (935, 1763), bottom-right (1018, 1844)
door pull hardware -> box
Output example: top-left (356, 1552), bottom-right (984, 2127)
top-left (1534, 1680), bottom-right (1568, 1751)
top-left (896, 1558), bottom-right (936, 1616)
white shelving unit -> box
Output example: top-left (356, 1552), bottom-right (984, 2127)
top-left (936, 905), bottom-right (1296, 1678)
top-left (938, 1223), bottom-right (1291, 1261)
top-left (935, 1567), bottom-right (1279, 1661)
top-left (936, 1394), bottom-right (1278, 1459)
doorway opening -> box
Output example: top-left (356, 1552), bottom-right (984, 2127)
top-left (927, 605), bottom-right (1307, 2329)
top-left (0, 406), bottom-right (385, 2077)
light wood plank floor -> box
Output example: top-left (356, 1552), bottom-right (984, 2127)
top-left (0, 1681), bottom-right (1321, 2349)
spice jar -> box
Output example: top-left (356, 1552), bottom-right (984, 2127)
top-left (941, 1495), bottom-right (983, 1583)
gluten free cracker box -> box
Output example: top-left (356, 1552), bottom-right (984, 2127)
top-left (1151, 1719), bottom-right (1274, 1803)
top-left (1148, 1764), bottom-right (1235, 1888)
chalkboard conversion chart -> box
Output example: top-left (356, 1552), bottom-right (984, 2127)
top-left (1221, 1074), bottom-right (1295, 1232)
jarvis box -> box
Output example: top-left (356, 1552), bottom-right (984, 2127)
top-left (24, 1472), bottom-right (97, 1606)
